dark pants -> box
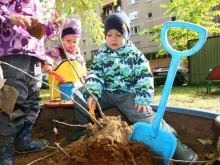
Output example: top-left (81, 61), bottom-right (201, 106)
top-left (74, 89), bottom-right (178, 136)
top-left (0, 55), bottom-right (42, 136)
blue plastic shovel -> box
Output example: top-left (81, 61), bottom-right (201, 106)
top-left (129, 21), bottom-right (207, 165)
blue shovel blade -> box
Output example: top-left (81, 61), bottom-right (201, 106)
top-left (129, 122), bottom-right (177, 165)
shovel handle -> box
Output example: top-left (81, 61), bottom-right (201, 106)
top-left (88, 100), bottom-right (97, 124)
top-left (151, 22), bottom-right (207, 137)
top-left (160, 21), bottom-right (207, 58)
top-left (50, 71), bottom-right (66, 83)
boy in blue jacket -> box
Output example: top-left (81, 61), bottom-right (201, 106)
top-left (71, 10), bottom-right (198, 165)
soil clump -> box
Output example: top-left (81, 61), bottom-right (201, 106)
top-left (45, 116), bottom-right (163, 165)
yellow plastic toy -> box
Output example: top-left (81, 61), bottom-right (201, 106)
top-left (48, 60), bottom-right (84, 99)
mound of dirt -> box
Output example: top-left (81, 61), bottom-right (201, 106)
top-left (45, 116), bottom-right (163, 165)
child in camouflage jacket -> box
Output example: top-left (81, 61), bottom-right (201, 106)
top-left (72, 10), bottom-right (176, 139)
top-left (70, 10), bottom-right (199, 165)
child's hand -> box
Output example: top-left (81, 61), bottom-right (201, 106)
top-left (54, 12), bottom-right (65, 27)
top-left (82, 75), bottom-right (87, 80)
top-left (10, 14), bottom-right (31, 27)
top-left (87, 97), bottom-right (96, 109)
top-left (135, 104), bottom-right (152, 113)
top-left (43, 64), bottom-right (53, 73)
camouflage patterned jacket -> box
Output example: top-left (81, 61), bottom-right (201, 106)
top-left (84, 40), bottom-right (154, 106)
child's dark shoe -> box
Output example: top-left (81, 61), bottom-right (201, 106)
top-left (15, 122), bottom-right (48, 153)
top-left (173, 139), bottom-right (198, 165)
top-left (66, 127), bottom-right (86, 142)
top-left (0, 135), bottom-right (15, 165)
top-left (15, 138), bottom-right (48, 153)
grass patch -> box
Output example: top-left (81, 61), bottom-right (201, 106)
top-left (40, 89), bottom-right (50, 103)
top-left (40, 85), bottom-right (220, 113)
top-left (153, 85), bottom-right (220, 112)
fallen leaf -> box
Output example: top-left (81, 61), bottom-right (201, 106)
top-left (0, 65), bottom-right (6, 89)
top-left (0, 77), bottom-right (6, 89)
top-left (0, 85), bottom-right (18, 120)
top-left (205, 152), bottom-right (217, 160)
top-left (197, 139), bottom-right (213, 145)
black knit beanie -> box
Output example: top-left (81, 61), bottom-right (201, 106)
top-left (104, 10), bottom-right (131, 41)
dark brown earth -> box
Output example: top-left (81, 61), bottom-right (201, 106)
top-left (26, 18), bottom-right (45, 39)
top-left (14, 107), bottom-right (220, 165)
top-left (46, 116), bottom-right (164, 165)
top-left (15, 116), bottom-right (163, 165)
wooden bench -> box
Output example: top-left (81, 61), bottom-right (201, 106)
top-left (206, 65), bottom-right (220, 93)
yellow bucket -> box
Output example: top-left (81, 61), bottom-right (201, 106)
top-left (48, 60), bottom-right (84, 99)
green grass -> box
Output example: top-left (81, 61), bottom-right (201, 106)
top-left (40, 89), bottom-right (50, 103)
top-left (40, 85), bottom-right (220, 113)
top-left (153, 85), bottom-right (220, 113)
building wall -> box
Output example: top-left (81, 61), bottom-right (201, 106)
top-left (120, 0), bottom-right (171, 55)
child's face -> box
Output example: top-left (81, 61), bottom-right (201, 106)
top-left (62, 34), bottom-right (80, 51)
top-left (106, 29), bottom-right (126, 50)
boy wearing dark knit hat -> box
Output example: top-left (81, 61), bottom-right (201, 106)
top-left (43, 19), bottom-right (86, 77)
top-left (104, 10), bottom-right (130, 41)
top-left (72, 10), bottom-right (198, 164)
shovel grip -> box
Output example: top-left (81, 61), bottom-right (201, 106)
top-left (160, 21), bottom-right (207, 58)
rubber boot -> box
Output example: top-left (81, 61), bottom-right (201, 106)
top-left (66, 127), bottom-right (86, 142)
top-left (0, 135), bottom-right (15, 165)
top-left (14, 122), bottom-right (48, 153)
top-left (173, 139), bottom-right (198, 165)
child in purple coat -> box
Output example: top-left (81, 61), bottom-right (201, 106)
top-left (0, 1), bottom-right (63, 164)
top-left (43, 19), bottom-right (87, 79)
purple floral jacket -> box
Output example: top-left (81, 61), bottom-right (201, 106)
top-left (0, 0), bottom-right (60, 61)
